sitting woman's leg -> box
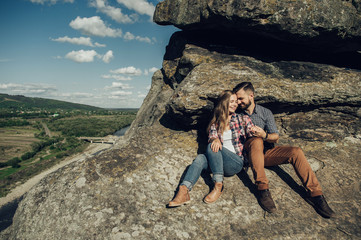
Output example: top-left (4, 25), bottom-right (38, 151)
top-left (204, 143), bottom-right (225, 203)
top-left (204, 143), bottom-right (245, 203)
top-left (205, 143), bottom-right (224, 183)
top-left (222, 149), bottom-right (244, 177)
top-left (168, 154), bottom-right (208, 207)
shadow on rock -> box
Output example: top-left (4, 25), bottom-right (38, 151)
top-left (166, 164), bottom-right (214, 208)
top-left (0, 196), bottom-right (23, 232)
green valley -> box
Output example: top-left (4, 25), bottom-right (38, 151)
top-left (0, 93), bottom-right (137, 197)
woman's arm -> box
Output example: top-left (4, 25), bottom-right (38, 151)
top-left (250, 126), bottom-right (279, 143)
top-left (242, 115), bottom-right (255, 138)
top-left (208, 124), bottom-right (222, 152)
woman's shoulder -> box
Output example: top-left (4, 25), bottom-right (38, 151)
top-left (233, 113), bottom-right (252, 123)
top-left (234, 113), bottom-right (250, 119)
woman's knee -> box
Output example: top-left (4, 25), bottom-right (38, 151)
top-left (206, 143), bottom-right (220, 157)
top-left (223, 157), bottom-right (244, 176)
top-left (193, 154), bottom-right (207, 166)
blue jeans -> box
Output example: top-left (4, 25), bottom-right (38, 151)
top-left (206, 143), bottom-right (244, 183)
top-left (181, 144), bottom-right (244, 190)
top-left (181, 154), bottom-right (208, 190)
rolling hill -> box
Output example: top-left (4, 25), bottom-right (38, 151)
top-left (0, 93), bottom-right (102, 111)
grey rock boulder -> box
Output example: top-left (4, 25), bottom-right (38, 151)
top-left (154, 0), bottom-right (361, 52)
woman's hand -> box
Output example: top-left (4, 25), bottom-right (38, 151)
top-left (251, 126), bottom-right (267, 139)
top-left (211, 138), bottom-right (222, 152)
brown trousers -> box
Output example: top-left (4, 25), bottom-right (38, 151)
top-left (245, 137), bottom-right (323, 197)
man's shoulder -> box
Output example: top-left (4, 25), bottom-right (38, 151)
top-left (255, 104), bottom-right (273, 115)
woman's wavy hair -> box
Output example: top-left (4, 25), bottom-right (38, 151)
top-left (207, 90), bottom-right (234, 134)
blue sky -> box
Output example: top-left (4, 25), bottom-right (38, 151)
top-left (0, 0), bottom-right (177, 108)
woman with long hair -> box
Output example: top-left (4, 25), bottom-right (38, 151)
top-left (168, 90), bottom-right (254, 207)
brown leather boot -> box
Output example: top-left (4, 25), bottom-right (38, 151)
top-left (306, 195), bottom-right (335, 218)
top-left (258, 189), bottom-right (277, 213)
top-left (204, 182), bottom-right (224, 204)
top-left (168, 185), bottom-right (191, 207)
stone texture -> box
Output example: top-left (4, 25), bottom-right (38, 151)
top-left (154, 0), bottom-right (361, 52)
top-left (2, 1), bottom-right (361, 239)
top-left (159, 31), bottom-right (361, 129)
top-left (2, 118), bottom-right (361, 239)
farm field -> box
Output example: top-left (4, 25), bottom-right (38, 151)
top-left (0, 111), bottom-right (136, 197)
top-left (0, 126), bottom-right (40, 162)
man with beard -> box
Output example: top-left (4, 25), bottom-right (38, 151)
top-left (233, 82), bottom-right (335, 218)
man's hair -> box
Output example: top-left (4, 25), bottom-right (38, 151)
top-left (233, 82), bottom-right (254, 94)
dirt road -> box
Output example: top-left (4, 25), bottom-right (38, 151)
top-left (41, 122), bottom-right (52, 138)
top-left (0, 143), bottom-right (113, 207)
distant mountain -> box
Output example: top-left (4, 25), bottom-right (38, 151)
top-left (0, 93), bottom-right (102, 111)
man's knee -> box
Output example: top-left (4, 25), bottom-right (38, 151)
top-left (288, 147), bottom-right (308, 165)
top-left (290, 147), bottom-right (304, 158)
top-left (245, 137), bottom-right (264, 151)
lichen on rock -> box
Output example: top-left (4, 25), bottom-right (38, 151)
top-left (1, 0), bottom-right (361, 239)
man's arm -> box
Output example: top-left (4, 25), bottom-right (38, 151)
top-left (265, 133), bottom-right (279, 143)
top-left (250, 126), bottom-right (279, 143)
top-left (262, 107), bottom-right (279, 143)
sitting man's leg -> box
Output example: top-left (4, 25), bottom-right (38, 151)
top-left (264, 145), bottom-right (335, 218)
top-left (245, 137), bottom-right (276, 213)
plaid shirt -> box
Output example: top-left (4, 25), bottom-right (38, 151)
top-left (238, 104), bottom-right (278, 150)
top-left (208, 113), bottom-right (254, 157)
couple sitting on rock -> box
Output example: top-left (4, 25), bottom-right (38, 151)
top-left (168, 82), bottom-right (335, 218)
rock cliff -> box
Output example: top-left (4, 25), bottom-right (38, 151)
top-left (2, 0), bottom-right (361, 239)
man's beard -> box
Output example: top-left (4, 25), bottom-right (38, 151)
top-left (240, 100), bottom-right (251, 110)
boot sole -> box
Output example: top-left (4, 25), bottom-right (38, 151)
top-left (203, 186), bottom-right (224, 204)
top-left (259, 204), bottom-right (277, 213)
top-left (304, 198), bottom-right (335, 218)
top-left (168, 200), bottom-right (191, 208)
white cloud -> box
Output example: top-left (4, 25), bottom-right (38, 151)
top-left (59, 92), bottom-right (94, 98)
top-left (135, 36), bottom-right (152, 43)
top-left (123, 32), bottom-right (153, 44)
top-left (65, 49), bottom-right (113, 63)
top-left (51, 36), bottom-right (106, 47)
top-left (138, 92), bottom-right (147, 98)
top-left (110, 90), bottom-right (133, 96)
top-left (70, 16), bottom-right (122, 37)
top-left (102, 50), bottom-right (114, 63)
top-left (95, 42), bottom-right (106, 47)
top-left (124, 32), bottom-right (135, 41)
top-left (116, 0), bottom-right (155, 17)
top-left (142, 67), bottom-right (158, 76)
top-left (0, 83), bottom-right (57, 95)
top-left (65, 50), bottom-right (99, 63)
top-left (105, 82), bottom-right (133, 90)
top-left (89, 0), bottom-right (135, 24)
top-left (29, 0), bottom-right (74, 5)
top-left (102, 75), bottom-right (132, 81)
top-left (149, 67), bottom-right (158, 73)
top-left (110, 66), bottom-right (142, 76)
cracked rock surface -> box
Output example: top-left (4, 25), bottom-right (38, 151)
top-left (2, 0), bottom-right (361, 239)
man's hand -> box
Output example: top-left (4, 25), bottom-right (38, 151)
top-left (251, 126), bottom-right (267, 139)
top-left (210, 138), bottom-right (222, 152)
